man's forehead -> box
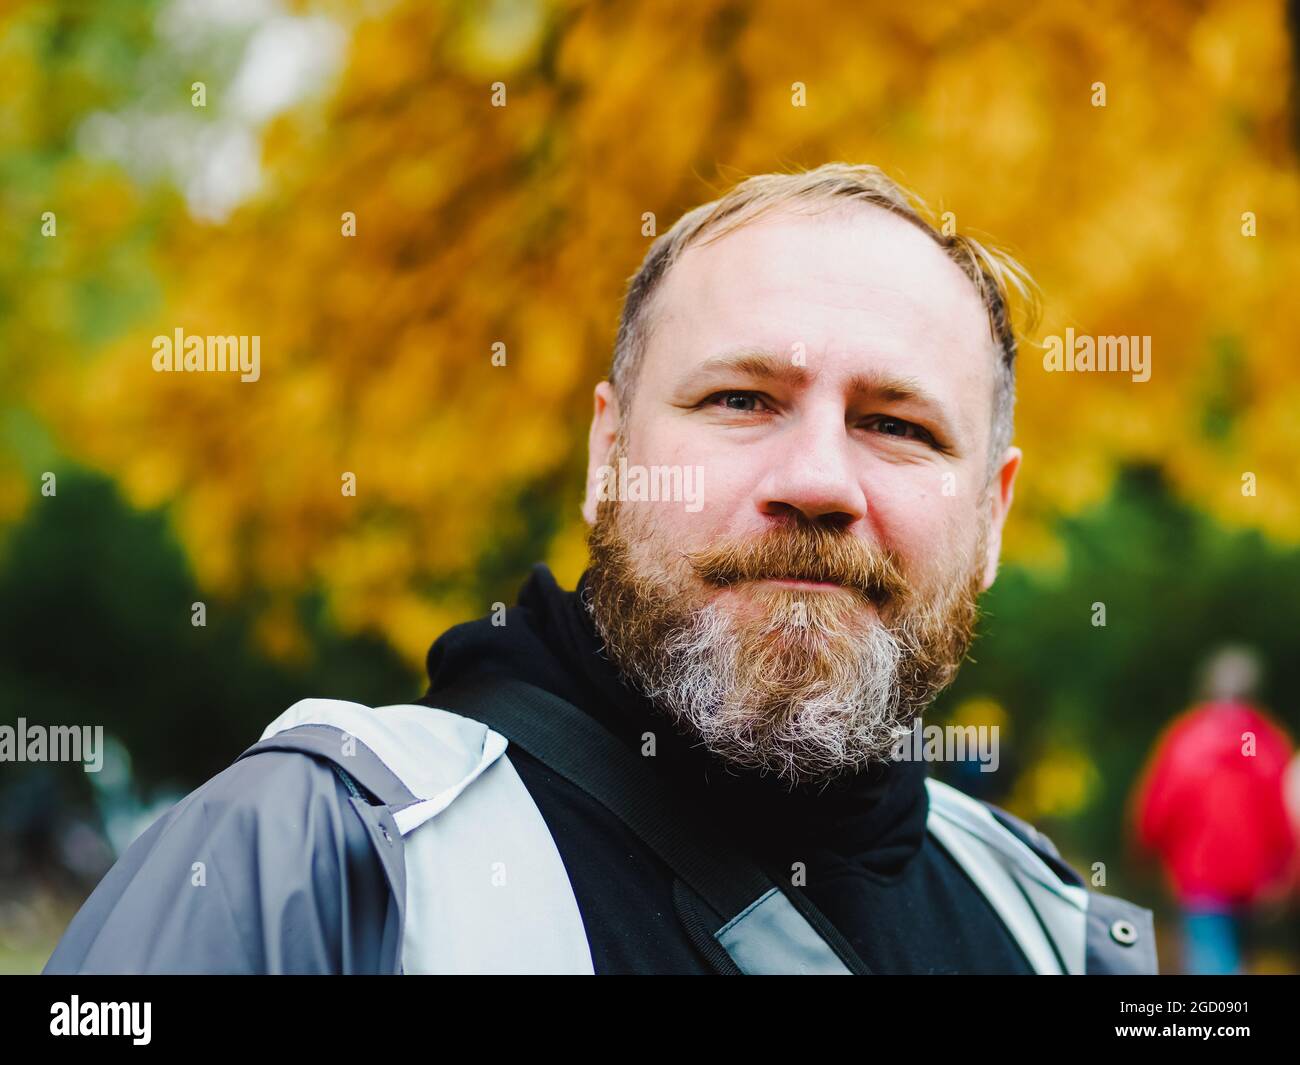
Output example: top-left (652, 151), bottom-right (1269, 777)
top-left (643, 205), bottom-right (996, 396)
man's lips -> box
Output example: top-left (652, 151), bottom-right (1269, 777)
top-left (761, 577), bottom-right (845, 590)
top-left (727, 575), bottom-right (885, 604)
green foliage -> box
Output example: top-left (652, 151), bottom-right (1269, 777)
top-left (934, 463), bottom-right (1300, 891)
top-left (0, 467), bottom-right (417, 825)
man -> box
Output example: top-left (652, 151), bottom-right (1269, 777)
top-left (44, 162), bottom-right (1156, 975)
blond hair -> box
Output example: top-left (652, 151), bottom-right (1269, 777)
top-left (608, 162), bottom-right (1039, 471)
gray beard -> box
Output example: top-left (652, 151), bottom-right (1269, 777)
top-left (626, 595), bottom-right (916, 784)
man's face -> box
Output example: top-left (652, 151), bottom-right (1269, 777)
top-left (582, 204), bottom-right (1021, 785)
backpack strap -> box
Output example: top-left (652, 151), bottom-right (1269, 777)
top-left (431, 675), bottom-right (872, 975)
top-left (250, 698), bottom-right (509, 833)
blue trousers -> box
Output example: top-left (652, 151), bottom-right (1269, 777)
top-left (1181, 906), bottom-right (1241, 975)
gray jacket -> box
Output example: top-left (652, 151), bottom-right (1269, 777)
top-left (44, 695), bottom-right (1158, 975)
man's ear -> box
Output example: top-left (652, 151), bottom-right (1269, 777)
top-left (582, 381), bottom-right (621, 526)
top-left (980, 445), bottom-right (1021, 590)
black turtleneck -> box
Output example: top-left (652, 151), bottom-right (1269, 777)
top-left (421, 564), bottom-right (1033, 974)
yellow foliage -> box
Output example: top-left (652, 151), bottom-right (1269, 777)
top-left (13, 0), bottom-right (1300, 664)
top-left (1011, 748), bottom-right (1101, 821)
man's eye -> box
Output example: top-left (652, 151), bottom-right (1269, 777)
top-left (706, 390), bottom-right (767, 413)
top-left (864, 415), bottom-right (932, 443)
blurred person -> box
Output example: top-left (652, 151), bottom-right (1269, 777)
top-left (1280, 728), bottom-right (1300, 964)
top-left (1131, 645), bottom-right (1297, 974)
top-left (44, 163), bottom-right (1156, 975)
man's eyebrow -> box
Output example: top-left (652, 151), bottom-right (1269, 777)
top-left (680, 346), bottom-right (964, 443)
top-left (684, 347), bottom-right (811, 387)
top-left (845, 370), bottom-right (936, 406)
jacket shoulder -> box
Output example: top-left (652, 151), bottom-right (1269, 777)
top-left (256, 698), bottom-right (507, 833)
top-left (925, 777), bottom-right (1080, 879)
top-left (44, 744), bottom-right (395, 974)
top-left (980, 799), bottom-right (1087, 888)
top-left (926, 777), bottom-right (1158, 974)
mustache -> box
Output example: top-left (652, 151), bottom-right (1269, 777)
top-left (681, 524), bottom-right (909, 606)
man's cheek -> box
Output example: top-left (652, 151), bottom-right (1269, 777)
top-left (879, 527), bottom-right (944, 601)
top-left (900, 493), bottom-right (974, 564)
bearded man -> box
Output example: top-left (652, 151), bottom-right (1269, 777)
top-left (44, 163), bottom-right (1157, 976)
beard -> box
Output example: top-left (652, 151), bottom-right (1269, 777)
top-left (584, 478), bottom-right (988, 787)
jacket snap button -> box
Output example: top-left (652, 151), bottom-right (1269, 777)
top-left (1110, 919), bottom-right (1137, 946)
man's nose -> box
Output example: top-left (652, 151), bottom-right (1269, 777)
top-left (755, 414), bottom-right (869, 528)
